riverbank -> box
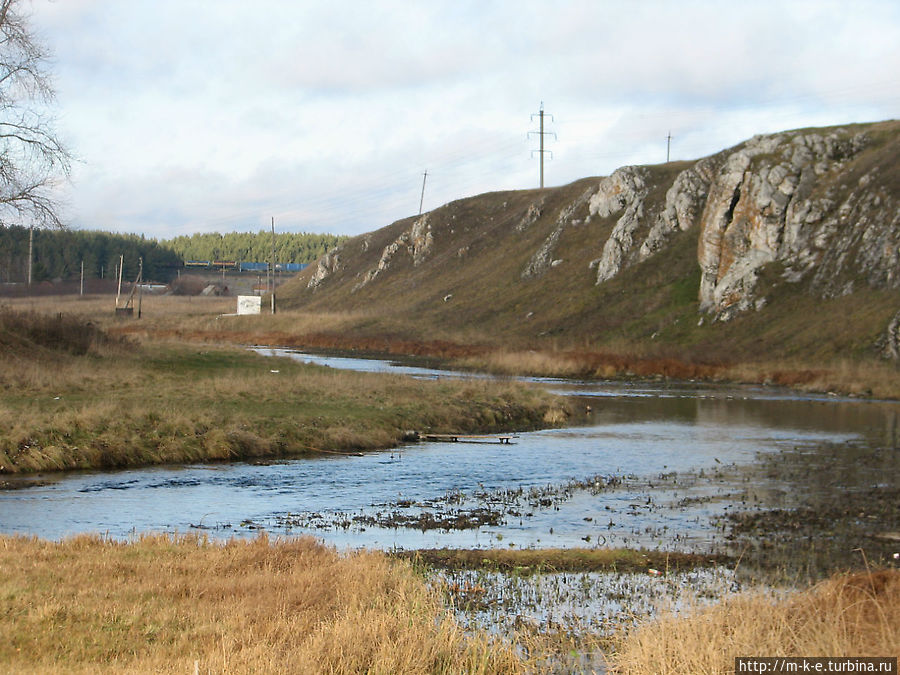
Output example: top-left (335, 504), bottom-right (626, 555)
top-left (5, 294), bottom-right (899, 399)
top-left (0, 534), bottom-right (895, 674)
top-left (118, 319), bottom-right (900, 401)
top-left (0, 307), bottom-right (566, 474)
top-left (0, 534), bottom-right (524, 674)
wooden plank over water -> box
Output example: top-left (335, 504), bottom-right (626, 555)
top-left (422, 433), bottom-right (515, 445)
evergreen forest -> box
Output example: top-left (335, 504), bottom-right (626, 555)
top-left (0, 226), bottom-right (346, 283)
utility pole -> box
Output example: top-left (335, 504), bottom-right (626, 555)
top-left (418, 170), bottom-right (428, 215)
top-left (137, 257), bottom-right (143, 319)
top-left (27, 224), bottom-right (33, 287)
top-left (529, 102), bottom-right (556, 189)
top-left (666, 131), bottom-right (672, 163)
top-left (115, 254), bottom-right (124, 309)
top-left (270, 217), bottom-right (276, 315)
top-left (80, 260), bottom-right (84, 296)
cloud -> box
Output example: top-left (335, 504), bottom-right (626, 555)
top-left (29, 0), bottom-right (900, 238)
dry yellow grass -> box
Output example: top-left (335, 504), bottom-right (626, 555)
top-left (0, 308), bottom-right (564, 473)
top-left (2, 294), bottom-right (370, 338)
top-left (455, 350), bottom-right (590, 379)
top-left (7, 294), bottom-right (900, 399)
top-left (2, 293), bottom-right (234, 323)
top-left (610, 569), bottom-right (900, 674)
top-left (0, 534), bottom-right (525, 674)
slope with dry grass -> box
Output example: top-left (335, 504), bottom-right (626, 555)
top-left (265, 121), bottom-right (900, 397)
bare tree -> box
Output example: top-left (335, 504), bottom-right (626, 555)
top-left (0, 0), bottom-right (70, 228)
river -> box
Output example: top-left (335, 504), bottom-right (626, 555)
top-left (2, 347), bottom-right (897, 572)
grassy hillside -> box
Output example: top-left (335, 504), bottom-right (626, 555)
top-left (271, 121), bottom-right (900, 393)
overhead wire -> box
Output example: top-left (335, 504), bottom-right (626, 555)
top-left (176, 78), bottom-right (899, 235)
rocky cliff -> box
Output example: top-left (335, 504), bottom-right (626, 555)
top-left (281, 121), bottom-right (900, 362)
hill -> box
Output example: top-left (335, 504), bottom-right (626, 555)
top-left (276, 121), bottom-right (900, 383)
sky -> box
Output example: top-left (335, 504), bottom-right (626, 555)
top-left (27, 0), bottom-right (900, 239)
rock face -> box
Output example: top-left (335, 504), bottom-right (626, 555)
top-left (522, 188), bottom-right (593, 279)
top-left (639, 157), bottom-right (717, 260)
top-left (353, 214), bottom-right (433, 292)
top-left (574, 126), bottom-right (898, 323)
top-left (307, 249), bottom-right (342, 290)
top-left (588, 167), bottom-right (650, 284)
top-left (878, 310), bottom-right (900, 360)
top-left (694, 130), bottom-right (888, 318)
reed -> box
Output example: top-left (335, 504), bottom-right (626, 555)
top-left (609, 568), bottom-right (900, 674)
top-left (0, 534), bottom-right (525, 674)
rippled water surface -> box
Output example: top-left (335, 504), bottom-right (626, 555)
top-left (2, 350), bottom-right (898, 558)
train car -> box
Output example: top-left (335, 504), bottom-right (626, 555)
top-left (184, 260), bottom-right (211, 268)
top-left (238, 262), bottom-right (269, 273)
top-left (276, 263), bottom-right (307, 273)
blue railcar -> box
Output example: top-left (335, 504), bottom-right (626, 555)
top-left (239, 262), bottom-right (269, 273)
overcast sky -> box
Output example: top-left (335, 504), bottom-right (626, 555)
top-left (30, 0), bottom-right (900, 239)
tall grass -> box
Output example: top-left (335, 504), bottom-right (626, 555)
top-left (0, 306), bottom-right (130, 356)
top-left (0, 534), bottom-right (525, 674)
top-left (0, 333), bottom-right (566, 473)
top-left (610, 569), bottom-right (900, 674)
top-left (8, 295), bottom-right (900, 399)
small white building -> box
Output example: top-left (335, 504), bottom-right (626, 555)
top-left (236, 295), bottom-right (262, 315)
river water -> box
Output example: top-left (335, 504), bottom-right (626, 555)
top-left (1, 349), bottom-right (898, 566)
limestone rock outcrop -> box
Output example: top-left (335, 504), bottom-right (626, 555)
top-left (694, 130), bottom-right (884, 318)
top-left (574, 126), bottom-right (897, 324)
top-left (353, 214), bottom-right (433, 291)
top-left (587, 167), bottom-right (649, 284)
top-left (522, 188), bottom-right (593, 279)
top-left (307, 248), bottom-right (342, 290)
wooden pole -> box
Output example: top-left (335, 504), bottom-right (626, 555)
top-left (115, 254), bottom-right (124, 309)
top-left (27, 224), bottom-right (33, 287)
top-left (137, 258), bottom-right (143, 318)
top-left (270, 217), bottom-right (276, 315)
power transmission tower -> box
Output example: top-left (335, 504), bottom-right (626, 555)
top-left (529, 102), bottom-right (556, 189)
top-left (419, 170), bottom-right (428, 215)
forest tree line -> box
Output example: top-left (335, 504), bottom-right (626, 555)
top-left (0, 226), bottom-right (347, 283)
top-left (163, 230), bottom-right (346, 266)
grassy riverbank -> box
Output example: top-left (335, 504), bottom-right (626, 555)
top-left (612, 568), bottom-right (899, 673)
top-left (5, 294), bottom-right (900, 398)
top-left (0, 535), bottom-right (895, 674)
top-left (0, 534), bottom-right (523, 674)
top-left (0, 307), bottom-right (566, 474)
